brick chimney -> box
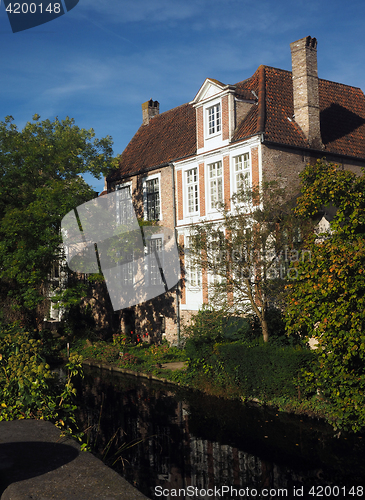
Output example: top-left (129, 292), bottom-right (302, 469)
top-left (142, 99), bottom-right (159, 125)
top-left (290, 36), bottom-right (323, 149)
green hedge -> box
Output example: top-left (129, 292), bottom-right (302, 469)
top-left (217, 343), bottom-right (314, 399)
top-left (183, 308), bottom-right (314, 401)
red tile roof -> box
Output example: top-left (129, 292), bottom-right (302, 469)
top-left (108, 103), bottom-right (196, 182)
top-left (109, 66), bottom-right (365, 182)
top-left (319, 79), bottom-right (365, 157)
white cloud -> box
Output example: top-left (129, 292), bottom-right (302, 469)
top-left (77, 0), bottom-right (201, 24)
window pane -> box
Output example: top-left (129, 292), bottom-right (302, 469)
top-left (208, 161), bottom-right (223, 208)
top-left (186, 168), bottom-right (198, 214)
top-left (234, 153), bottom-right (250, 190)
top-left (117, 185), bottom-right (133, 225)
top-left (147, 238), bottom-right (163, 285)
top-left (208, 104), bottom-right (221, 135)
top-left (146, 178), bottom-right (160, 220)
top-left (185, 236), bottom-right (201, 288)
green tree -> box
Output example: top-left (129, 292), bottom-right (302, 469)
top-left (188, 181), bottom-right (310, 342)
top-left (0, 323), bottom-right (84, 438)
top-left (0, 115), bottom-right (113, 328)
top-left (285, 159), bottom-right (365, 431)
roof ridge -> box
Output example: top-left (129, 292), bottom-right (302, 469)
top-left (257, 65), bottom-right (265, 133)
top-left (147, 101), bottom-right (192, 120)
top-left (318, 77), bottom-right (363, 91)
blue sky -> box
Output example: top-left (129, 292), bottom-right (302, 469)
top-left (1, 0), bottom-right (365, 193)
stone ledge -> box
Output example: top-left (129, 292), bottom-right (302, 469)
top-left (0, 419), bottom-right (149, 500)
top-left (82, 359), bottom-right (184, 386)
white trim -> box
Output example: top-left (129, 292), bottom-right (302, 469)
top-left (191, 78), bottom-right (226, 105)
top-left (115, 181), bottom-right (133, 226)
top-left (184, 166), bottom-right (199, 217)
top-left (177, 229), bottom-right (203, 311)
top-left (144, 233), bottom-right (164, 286)
top-left (232, 151), bottom-right (251, 195)
top-left (206, 102), bottom-right (221, 137)
top-left (206, 158), bottom-right (224, 214)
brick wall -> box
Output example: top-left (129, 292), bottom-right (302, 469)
top-left (222, 95), bottom-right (229, 141)
top-left (176, 169), bottom-right (183, 220)
top-left (197, 106), bottom-right (204, 150)
top-left (179, 234), bottom-right (186, 305)
top-left (109, 165), bottom-right (180, 344)
top-left (261, 144), bottom-right (365, 192)
top-left (159, 167), bottom-right (175, 229)
top-left (251, 146), bottom-right (259, 186)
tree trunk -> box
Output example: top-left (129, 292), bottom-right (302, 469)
top-left (262, 319), bottom-right (269, 343)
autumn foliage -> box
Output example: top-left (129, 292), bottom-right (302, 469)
top-left (286, 160), bottom-right (365, 431)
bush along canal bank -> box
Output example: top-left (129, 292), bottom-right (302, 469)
top-left (70, 323), bottom-right (361, 435)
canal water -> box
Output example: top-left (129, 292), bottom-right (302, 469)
top-left (77, 366), bottom-right (365, 499)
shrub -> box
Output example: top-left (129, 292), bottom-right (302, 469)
top-left (218, 342), bottom-right (314, 399)
top-left (184, 307), bottom-right (254, 351)
top-left (82, 341), bottom-right (120, 364)
top-left (183, 309), bottom-right (313, 400)
top-left (118, 352), bottom-right (139, 367)
top-left (0, 324), bottom-right (83, 437)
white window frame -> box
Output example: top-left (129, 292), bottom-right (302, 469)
top-left (185, 236), bottom-right (201, 289)
top-left (208, 160), bottom-right (223, 211)
top-left (206, 102), bottom-right (221, 137)
top-left (143, 173), bottom-right (162, 221)
top-left (233, 153), bottom-right (251, 192)
top-left (116, 248), bottom-right (135, 287)
top-left (207, 232), bottom-right (226, 286)
top-left (145, 234), bottom-right (164, 286)
top-left (185, 167), bottom-right (199, 215)
top-left (116, 182), bottom-right (133, 226)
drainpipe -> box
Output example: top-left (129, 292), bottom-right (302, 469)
top-left (170, 162), bottom-right (181, 346)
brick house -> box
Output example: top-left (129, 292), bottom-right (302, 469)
top-left (106, 36), bottom-right (365, 343)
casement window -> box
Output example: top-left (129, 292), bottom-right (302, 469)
top-left (186, 168), bottom-right (199, 214)
top-left (208, 234), bottom-right (226, 285)
top-left (145, 177), bottom-right (160, 221)
top-left (117, 250), bottom-right (134, 286)
top-left (147, 237), bottom-right (163, 285)
top-left (185, 236), bottom-right (201, 288)
top-left (208, 161), bottom-right (223, 209)
top-left (116, 184), bottom-right (133, 225)
top-left (234, 153), bottom-right (251, 191)
top-left (207, 103), bottom-right (221, 135)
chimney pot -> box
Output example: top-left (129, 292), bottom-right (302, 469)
top-left (142, 99), bottom-right (160, 125)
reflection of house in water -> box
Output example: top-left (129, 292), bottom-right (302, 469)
top-left (77, 369), bottom-right (360, 497)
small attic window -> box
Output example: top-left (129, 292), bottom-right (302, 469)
top-left (207, 103), bottom-right (221, 135)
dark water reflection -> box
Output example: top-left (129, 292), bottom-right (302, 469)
top-left (77, 366), bottom-right (365, 498)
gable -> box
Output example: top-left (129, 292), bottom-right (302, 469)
top-left (192, 78), bottom-right (226, 104)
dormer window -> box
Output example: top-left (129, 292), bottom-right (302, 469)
top-left (208, 103), bottom-right (221, 135)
